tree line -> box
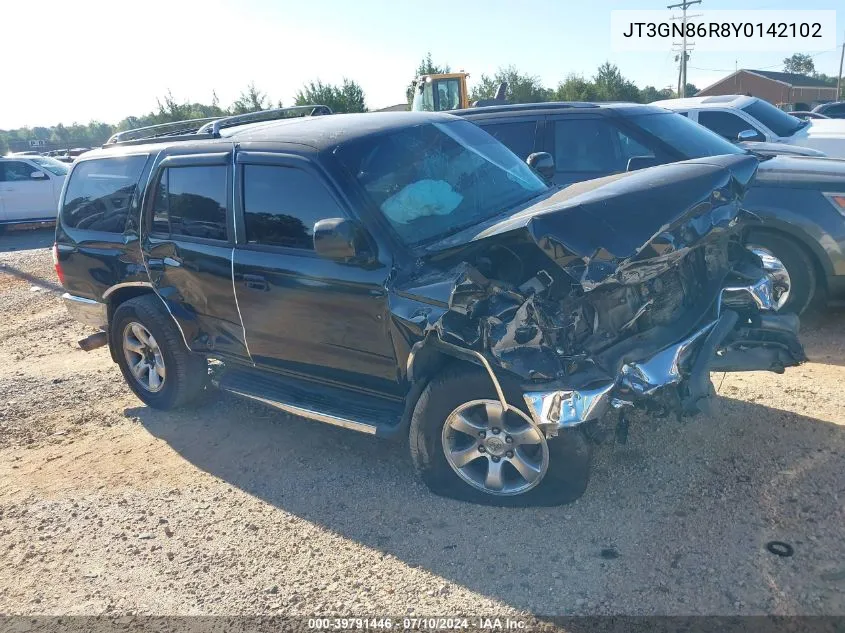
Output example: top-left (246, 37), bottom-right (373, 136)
top-left (0, 79), bottom-right (368, 155)
top-left (3, 51), bottom-right (838, 155)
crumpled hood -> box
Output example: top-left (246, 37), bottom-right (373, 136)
top-left (430, 153), bottom-right (758, 291)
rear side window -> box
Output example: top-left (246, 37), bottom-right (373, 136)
top-left (697, 110), bottom-right (762, 141)
top-left (1, 161), bottom-right (39, 182)
top-left (151, 165), bottom-right (228, 241)
top-left (477, 121), bottom-right (537, 159)
top-left (242, 165), bottom-right (344, 250)
top-left (62, 156), bottom-right (147, 232)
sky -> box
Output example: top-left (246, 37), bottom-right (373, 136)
top-left (1, 0), bottom-right (843, 129)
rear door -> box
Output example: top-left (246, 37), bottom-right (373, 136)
top-left (141, 151), bottom-right (249, 360)
top-left (471, 117), bottom-right (542, 161)
top-left (0, 160), bottom-right (55, 220)
top-left (231, 151), bottom-right (400, 395)
top-left (695, 109), bottom-right (766, 142)
top-left (546, 114), bottom-right (655, 186)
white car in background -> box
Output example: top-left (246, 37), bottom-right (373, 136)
top-left (0, 155), bottom-right (68, 230)
top-left (653, 95), bottom-right (845, 158)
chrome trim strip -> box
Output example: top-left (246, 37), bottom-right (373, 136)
top-left (61, 293), bottom-right (107, 329)
top-left (222, 387), bottom-right (378, 435)
top-left (718, 275), bottom-right (775, 314)
top-left (102, 281), bottom-right (154, 300)
top-left (469, 350), bottom-right (509, 411)
top-left (620, 320), bottom-right (717, 396)
top-left (63, 293), bottom-right (100, 305)
top-left (231, 247), bottom-right (254, 364)
top-left (523, 382), bottom-right (616, 433)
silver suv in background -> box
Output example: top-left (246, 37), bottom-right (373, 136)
top-left (654, 95), bottom-right (845, 158)
top-left (0, 155), bottom-right (69, 230)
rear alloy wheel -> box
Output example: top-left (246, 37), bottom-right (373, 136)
top-left (122, 322), bottom-right (167, 393)
top-left (410, 364), bottom-right (592, 506)
top-left (111, 295), bottom-right (207, 409)
top-left (747, 234), bottom-right (817, 314)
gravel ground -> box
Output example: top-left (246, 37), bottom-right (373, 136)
top-left (1, 228), bottom-right (844, 618)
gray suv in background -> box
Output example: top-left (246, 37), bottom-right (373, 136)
top-left (456, 102), bottom-right (845, 314)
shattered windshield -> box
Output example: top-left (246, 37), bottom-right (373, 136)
top-left (334, 120), bottom-right (548, 245)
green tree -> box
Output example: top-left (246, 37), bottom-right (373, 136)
top-left (0, 135), bottom-right (8, 156)
top-left (407, 53), bottom-right (451, 103)
top-left (783, 53), bottom-right (815, 75)
top-left (593, 62), bottom-right (640, 102)
top-left (553, 74), bottom-right (599, 102)
top-left (471, 66), bottom-right (551, 104)
top-left (294, 79), bottom-right (367, 113)
top-left (230, 82), bottom-right (269, 114)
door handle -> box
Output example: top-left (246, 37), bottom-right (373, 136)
top-left (242, 274), bottom-right (269, 291)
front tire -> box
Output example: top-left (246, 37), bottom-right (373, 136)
top-left (110, 295), bottom-right (207, 409)
top-left (409, 364), bottom-right (592, 506)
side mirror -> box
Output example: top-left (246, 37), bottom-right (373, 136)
top-left (313, 218), bottom-right (371, 263)
top-left (30, 170), bottom-right (48, 180)
top-left (626, 156), bottom-right (660, 172)
top-left (526, 152), bottom-right (555, 181)
top-left (737, 129), bottom-right (763, 142)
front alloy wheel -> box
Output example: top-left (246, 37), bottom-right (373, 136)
top-left (409, 365), bottom-right (592, 506)
top-left (442, 399), bottom-right (549, 496)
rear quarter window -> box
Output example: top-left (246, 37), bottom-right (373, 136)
top-left (61, 155), bottom-right (148, 232)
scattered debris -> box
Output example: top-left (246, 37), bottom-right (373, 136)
top-left (766, 541), bottom-right (794, 557)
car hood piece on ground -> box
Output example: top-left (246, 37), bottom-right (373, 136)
top-left (394, 154), bottom-right (804, 429)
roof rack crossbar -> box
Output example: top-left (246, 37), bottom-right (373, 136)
top-left (106, 116), bottom-right (221, 145)
top-left (198, 105), bottom-right (333, 137)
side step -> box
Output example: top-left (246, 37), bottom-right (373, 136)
top-left (215, 368), bottom-right (405, 437)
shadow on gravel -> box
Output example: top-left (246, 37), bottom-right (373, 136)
top-left (129, 349), bottom-right (845, 614)
top-left (0, 262), bottom-right (64, 293)
top-left (0, 227), bottom-right (54, 253)
top-left (800, 308), bottom-right (845, 367)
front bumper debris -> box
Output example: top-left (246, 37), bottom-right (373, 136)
top-left (521, 275), bottom-right (804, 434)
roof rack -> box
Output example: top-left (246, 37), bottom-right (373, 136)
top-left (105, 105), bottom-right (333, 147)
top-left (106, 116), bottom-right (221, 145)
top-left (196, 105), bottom-right (332, 136)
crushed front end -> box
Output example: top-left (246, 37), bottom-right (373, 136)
top-left (396, 154), bottom-right (805, 435)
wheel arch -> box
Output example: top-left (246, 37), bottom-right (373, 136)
top-left (391, 337), bottom-right (511, 441)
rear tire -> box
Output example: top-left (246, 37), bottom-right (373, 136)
top-left (409, 364), bottom-right (592, 507)
top-left (110, 295), bottom-right (207, 409)
top-left (747, 233), bottom-right (818, 315)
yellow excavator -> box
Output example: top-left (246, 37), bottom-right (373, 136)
top-left (411, 72), bottom-right (507, 112)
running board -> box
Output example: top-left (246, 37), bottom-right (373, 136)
top-left (215, 368), bottom-right (404, 437)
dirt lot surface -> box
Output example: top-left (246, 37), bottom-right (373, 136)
top-left (1, 228), bottom-right (844, 618)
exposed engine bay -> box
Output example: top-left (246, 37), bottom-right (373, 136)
top-left (394, 154), bottom-right (805, 436)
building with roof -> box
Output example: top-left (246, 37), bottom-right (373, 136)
top-left (696, 69), bottom-right (837, 108)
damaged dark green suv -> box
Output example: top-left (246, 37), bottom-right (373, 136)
top-left (55, 108), bottom-right (804, 506)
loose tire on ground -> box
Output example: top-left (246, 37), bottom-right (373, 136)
top-left (409, 364), bottom-right (592, 507)
top-left (110, 294), bottom-right (207, 409)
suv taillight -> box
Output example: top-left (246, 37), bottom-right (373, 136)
top-left (52, 243), bottom-right (65, 286)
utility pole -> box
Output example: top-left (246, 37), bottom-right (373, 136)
top-left (838, 31), bottom-right (844, 100)
top-left (668, 0), bottom-right (702, 97)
